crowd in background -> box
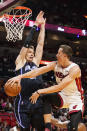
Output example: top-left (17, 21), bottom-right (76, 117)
top-left (0, 76), bottom-right (87, 130)
top-left (0, 0), bottom-right (87, 131)
top-left (0, 41), bottom-right (87, 130)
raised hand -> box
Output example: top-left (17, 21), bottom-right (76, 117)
top-left (34, 11), bottom-right (45, 26)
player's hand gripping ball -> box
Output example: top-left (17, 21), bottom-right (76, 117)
top-left (4, 81), bottom-right (21, 97)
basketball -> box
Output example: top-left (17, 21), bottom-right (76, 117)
top-left (4, 81), bottom-right (21, 97)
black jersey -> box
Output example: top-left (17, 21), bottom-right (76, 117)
top-left (14, 62), bottom-right (44, 129)
top-left (16, 62), bottom-right (38, 75)
top-left (15, 62), bottom-right (43, 99)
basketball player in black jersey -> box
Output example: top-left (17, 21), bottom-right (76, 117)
top-left (13, 11), bottom-right (46, 131)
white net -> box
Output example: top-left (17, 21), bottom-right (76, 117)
top-left (3, 7), bottom-right (32, 42)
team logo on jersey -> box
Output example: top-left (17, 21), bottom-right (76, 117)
top-left (55, 72), bottom-right (68, 78)
top-left (25, 65), bottom-right (31, 71)
top-left (73, 105), bottom-right (77, 109)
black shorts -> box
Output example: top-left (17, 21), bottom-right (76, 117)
top-left (41, 93), bottom-right (63, 114)
top-left (14, 78), bottom-right (44, 129)
top-left (14, 95), bottom-right (44, 129)
top-left (20, 78), bottom-right (43, 97)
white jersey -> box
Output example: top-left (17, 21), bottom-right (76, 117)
top-left (54, 62), bottom-right (84, 113)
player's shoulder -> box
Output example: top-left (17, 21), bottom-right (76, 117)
top-left (69, 62), bottom-right (81, 76)
top-left (70, 62), bottom-right (80, 69)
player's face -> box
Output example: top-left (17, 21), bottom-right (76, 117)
top-left (25, 48), bottom-right (34, 62)
top-left (56, 48), bottom-right (66, 65)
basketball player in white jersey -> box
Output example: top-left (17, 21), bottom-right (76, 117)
top-left (6, 45), bottom-right (85, 131)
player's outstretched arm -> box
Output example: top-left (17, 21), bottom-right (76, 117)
top-left (15, 11), bottom-right (45, 70)
top-left (33, 18), bottom-right (46, 66)
top-left (30, 65), bottom-right (81, 104)
top-left (5, 62), bottom-right (56, 87)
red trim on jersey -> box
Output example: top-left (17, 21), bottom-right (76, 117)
top-left (75, 77), bottom-right (84, 116)
top-left (82, 104), bottom-right (85, 118)
top-left (75, 78), bottom-right (84, 100)
top-left (69, 110), bottom-right (81, 114)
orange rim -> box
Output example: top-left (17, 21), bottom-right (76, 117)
top-left (4, 6), bottom-right (32, 18)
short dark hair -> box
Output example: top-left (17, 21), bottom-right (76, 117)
top-left (59, 45), bottom-right (73, 59)
top-left (29, 45), bottom-right (34, 51)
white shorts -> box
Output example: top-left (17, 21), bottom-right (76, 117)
top-left (59, 92), bottom-right (84, 114)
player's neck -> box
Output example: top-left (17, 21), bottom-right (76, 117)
top-left (61, 60), bottom-right (71, 68)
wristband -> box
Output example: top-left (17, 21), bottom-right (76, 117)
top-left (32, 25), bottom-right (37, 30)
top-left (36, 91), bottom-right (40, 95)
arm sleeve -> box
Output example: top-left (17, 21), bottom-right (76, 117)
top-left (23, 25), bottom-right (37, 48)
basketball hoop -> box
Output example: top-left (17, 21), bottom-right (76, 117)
top-left (0, 6), bottom-right (32, 42)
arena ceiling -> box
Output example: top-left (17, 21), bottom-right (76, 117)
top-left (24, 0), bottom-right (87, 29)
top-left (0, 0), bottom-right (87, 60)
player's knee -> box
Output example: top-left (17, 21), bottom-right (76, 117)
top-left (67, 122), bottom-right (77, 131)
top-left (69, 126), bottom-right (77, 131)
top-left (67, 122), bottom-right (86, 131)
top-left (32, 114), bottom-right (44, 127)
top-left (71, 124), bottom-right (77, 131)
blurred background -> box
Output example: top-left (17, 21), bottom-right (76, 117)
top-left (0, 0), bottom-right (87, 130)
